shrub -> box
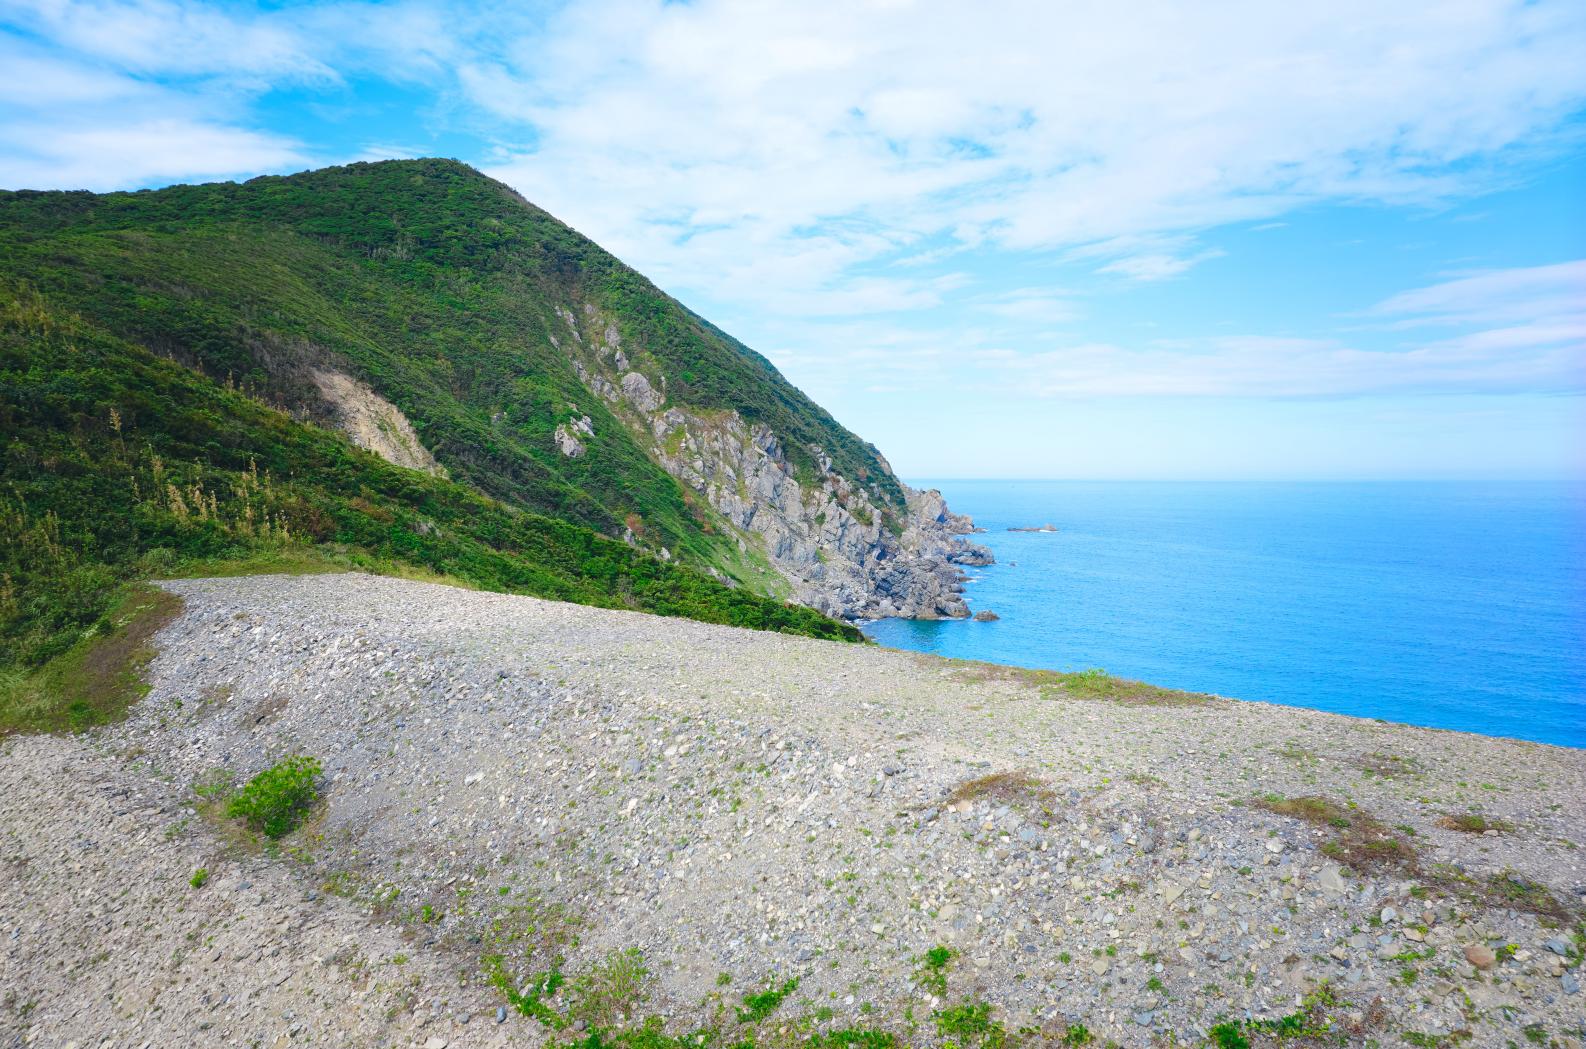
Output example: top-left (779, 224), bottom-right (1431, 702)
top-left (225, 755), bottom-right (322, 838)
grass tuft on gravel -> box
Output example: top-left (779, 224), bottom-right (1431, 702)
top-left (225, 756), bottom-right (323, 839)
top-left (1258, 795), bottom-right (1578, 922)
top-left (951, 661), bottom-right (1213, 707)
top-left (946, 771), bottom-right (1053, 812)
top-left (1437, 812), bottom-right (1513, 835)
top-left (0, 584), bottom-right (182, 737)
top-left (1255, 795), bottom-right (1417, 872)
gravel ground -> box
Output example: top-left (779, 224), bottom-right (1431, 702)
top-left (3, 573), bottom-right (1583, 1048)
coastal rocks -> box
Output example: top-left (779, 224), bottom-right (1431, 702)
top-left (972, 610), bottom-right (1000, 622)
top-left (1007, 523), bottom-right (1058, 533)
top-left (562, 303), bottom-right (991, 620)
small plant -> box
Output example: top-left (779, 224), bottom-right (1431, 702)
top-left (568, 947), bottom-right (649, 1029)
top-left (189, 867), bottom-right (209, 889)
top-left (1209, 1023), bottom-right (1250, 1049)
top-left (1437, 812), bottom-right (1513, 834)
top-left (1062, 1023), bottom-right (1094, 1046)
top-left (483, 955), bottom-right (565, 1026)
top-left (933, 1001), bottom-right (1003, 1043)
top-left (918, 945), bottom-right (954, 996)
top-left (737, 976), bottom-right (799, 1024)
top-left (225, 755), bottom-right (322, 838)
top-left (944, 770), bottom-right (1052, 811)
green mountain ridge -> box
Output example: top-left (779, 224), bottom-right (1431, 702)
top-left (0, 158), bottom-right (901, 566)
top-left (1, 158), bottom-right (987, 725)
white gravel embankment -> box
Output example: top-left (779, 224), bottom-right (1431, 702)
top-left (3, 573), bottom-right (1583, 1049)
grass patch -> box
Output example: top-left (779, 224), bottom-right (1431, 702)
top-left (0, 584), bottom-right (182, 736)
top-left (225, 755), bottom-right (323, 839)
top-left (1437, 812), bottom-right (1513, 835)
top-left (945, 770), bottom-right (1053, 811)
top-left (933, 1001), bottom-right (1005, 1046)
top-left (1255, 795), bottom-right (1417, 873)
top-left (567, 948), bottom-right (650, 1030)
top-left (917, 945), bottom-right (954, 996)
top-left (737, 976), bottom-right (800, 1024)
top-left (1480, 871), bottom-right (1571, 922)
top-left (1208, 984), bottom-right (1360, 1047)
top-left (1350, 751), bottom-right (1423, 779)
top-left (951, 660), bottom-right (1213, 707)
top-left (1259, 795), bottom-right (1577, 922)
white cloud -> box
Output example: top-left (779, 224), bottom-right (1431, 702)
top-left (472, 0), bottom-right (1586, 312)
top-left (778, 262), bottom-right (1586, 400)
top-left (0, 117), bottom-right (306, 191)
top-left (2, 0), bottom-right (332, 79)
top-left (1095, 250), bottom-right (1225, 282)
top-left (977, 290), bottom-right (1080, 325)
top-left (1369, 259), bottom-right (1586, 329)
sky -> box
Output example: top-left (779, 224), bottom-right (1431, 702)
top-left (3, 0), bottom-right (1585, 480)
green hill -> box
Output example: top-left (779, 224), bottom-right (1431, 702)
top-left (2, 160), bottom-right (904, 724)
top-left (0, 159), bottom-right (903, 565)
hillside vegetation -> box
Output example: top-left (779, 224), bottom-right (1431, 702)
top-left (0, 275), bottom-right (858, 730)
top-left (0, 159), bottom-right (902, 559)
top-left (0, 159), bottom-right (896, 726)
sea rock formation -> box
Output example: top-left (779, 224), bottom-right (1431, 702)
top-left (564, 302), bottom-right (992, 619)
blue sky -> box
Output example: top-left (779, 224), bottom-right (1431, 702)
top-left (3, 0), bottom-right (1584, 479)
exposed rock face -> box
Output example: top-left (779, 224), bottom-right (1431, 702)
top-left (310, 368), bottom-right (446, 476)
top-left (554, 415), bottom-right (594, 458)
top-left (561, 303), bottom-right (992, 620)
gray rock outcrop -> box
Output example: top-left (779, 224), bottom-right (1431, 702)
top-left (563, 303), bottom-right (992, 620)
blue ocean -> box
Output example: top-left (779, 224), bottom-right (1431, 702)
top-left (865, 481), bottom-right (1586, 748)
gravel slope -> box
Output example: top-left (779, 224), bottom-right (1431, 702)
top-left (3, 573), bottom-right (1583, 1048)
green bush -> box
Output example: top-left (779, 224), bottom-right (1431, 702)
top-left (225, 756), bottom-right (323, 838)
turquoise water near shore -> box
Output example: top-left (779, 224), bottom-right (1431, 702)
top-left (864, 481), bottom-right (1586, 748)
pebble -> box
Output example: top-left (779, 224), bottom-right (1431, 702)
top-left (1464, 944), bottom-right (1497, 970)
top-left (1317, 864), bottom-right (1347, 895)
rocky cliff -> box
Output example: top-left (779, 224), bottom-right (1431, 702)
top-left (0, 158), bottom-right (990, 623)
top-left (557, 301), bottom-right (991, 619)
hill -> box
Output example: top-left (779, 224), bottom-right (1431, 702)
top-left (0, 159), bottom-right (987, 619)
top-left (0, 159), bottom-right (994, 705)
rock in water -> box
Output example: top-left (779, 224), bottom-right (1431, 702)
top-left (973, 609), bottom-right (1000, 622)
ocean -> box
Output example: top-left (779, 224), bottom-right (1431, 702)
top-left (864, 480), bottom-right (1586, 748)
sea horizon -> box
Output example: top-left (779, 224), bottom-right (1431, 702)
top-left (866, 478), bottom-right (1586, 749)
